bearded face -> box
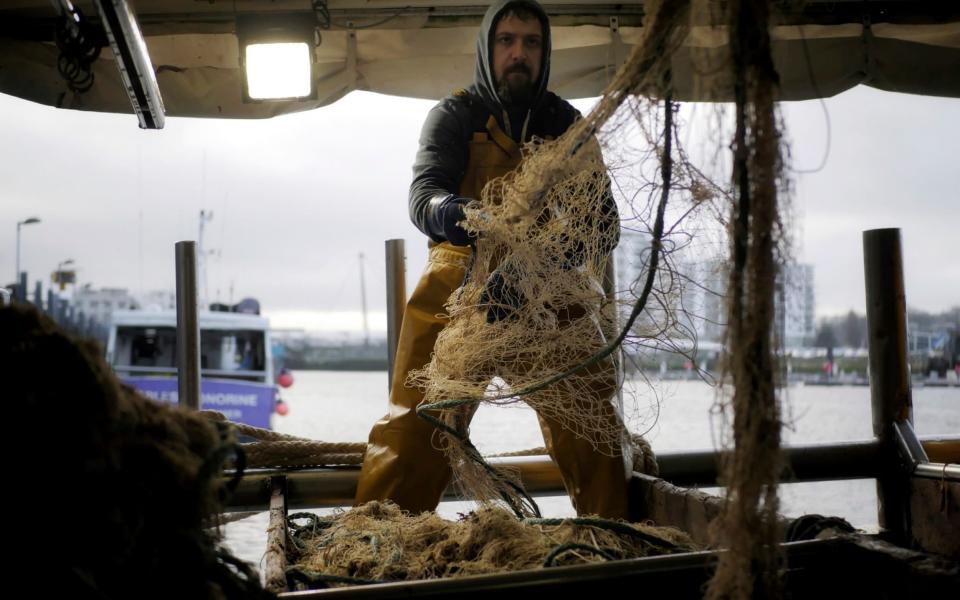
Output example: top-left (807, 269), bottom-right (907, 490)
top-left (491, 14), bottom-right (543, 106)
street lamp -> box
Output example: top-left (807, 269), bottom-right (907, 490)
top-left (15, 216), bottom-right (41, 287)
top-left (55, 258), bottom-right (76, 291)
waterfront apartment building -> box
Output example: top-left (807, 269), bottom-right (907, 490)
top-left (614, 232), bottom-right (816, 349)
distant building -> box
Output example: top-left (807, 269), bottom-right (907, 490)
top-left (679, 259), bottom-right (728, 346)
top-left (777, 263), bottom-right (816, 347)
top-left (136, 290), bottom-right (177, 311)
top-left (73, 286), bottom-right (138, 325)
top-left (613, 229), bottom-right (663, 339)
top-left (615, 232), bottom-right (816, 349)
top-left (613, 230), bottom-right (726, 349)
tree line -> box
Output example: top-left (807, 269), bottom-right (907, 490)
top-left (814, 306), bottom-right (959, 349)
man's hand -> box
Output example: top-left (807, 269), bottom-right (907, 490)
top-left (432, 195), bottom-right (475, 247)
top-left (480, 268), bottom-right (526, 323)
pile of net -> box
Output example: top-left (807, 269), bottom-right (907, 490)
top-left (285, 501), bottom-right (698, 589)
top-left (2, 305), bottom-right (270, 600)
top-left (407, 0), bottom-right (787, 596)
top-left (406, 0), bottom-right (723, 517)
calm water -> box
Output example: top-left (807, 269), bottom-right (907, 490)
top-left (222, 371), bottom-right (959, 572)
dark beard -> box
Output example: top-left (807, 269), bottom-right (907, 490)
top-left (496, 66), bottom-right (535, 106)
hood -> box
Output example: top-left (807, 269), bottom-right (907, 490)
top-left (474, 0), bottom-right (552, 114)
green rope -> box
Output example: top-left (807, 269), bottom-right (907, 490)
top-left (416, 93), bottom-right (676, 519)
top-left (543, 542), bottom-right (619, 566)
top-left (525, 516), bottom-right (680, 552)
top-left (288, 512), bottom-right (332, 536)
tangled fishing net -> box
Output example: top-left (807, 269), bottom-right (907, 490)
top-left (285, 501), bottom-right (698, 589)
top-left (408, 0), bottom-right (725, 514)
top-left (2, 305), bottom-right (271, 599)
top-left (408, 0), bottom-right (787, 596)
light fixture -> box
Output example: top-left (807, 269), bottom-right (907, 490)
top-left (54, 258), bottom-right (77, 291)
top-left (237, 14), bottom-right (318, 102)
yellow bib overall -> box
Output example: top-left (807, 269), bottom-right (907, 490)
top-left (355, 116), bottom-right (630, 519)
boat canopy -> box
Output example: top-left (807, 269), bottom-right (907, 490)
top-left (1, 1), bottom-right (958, 120)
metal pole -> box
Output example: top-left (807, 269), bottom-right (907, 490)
top-left (385, 239), bottom-right (407, 391)
top-left (15, 222), bottom-right (21, 289)
top-left (358, 252), bottom-right (369, 347)
top-left (175, 241), bottom-right (201, 410)
top-left (17, 272), bottom-right (28, 303)
top-left (863, 228), bottom-right (912, 544)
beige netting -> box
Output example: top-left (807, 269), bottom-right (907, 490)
top-left (286, 501), bottom-right (698, 588)
top-left (404, 0), bottom-right (785, 595)
top-left (407, 0), bottom-right (702, 518)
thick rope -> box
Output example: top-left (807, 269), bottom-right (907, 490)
top-left (202, 412), bottom-right (656, 472)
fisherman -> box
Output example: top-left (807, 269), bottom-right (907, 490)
top-left (355, 0), bottom-right (631, 519)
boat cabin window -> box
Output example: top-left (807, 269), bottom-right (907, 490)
top-left (114, 326), bottom-right (266, 375)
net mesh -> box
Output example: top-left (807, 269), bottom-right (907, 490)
top-left (407, 0), bottom-right (786, 594)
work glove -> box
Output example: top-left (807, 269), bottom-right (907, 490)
top-left (480, 267), bottom-right (526, 324)
top-left (428, 195), bottom-right (474, 247)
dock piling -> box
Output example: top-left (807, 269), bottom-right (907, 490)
top-left (175, 241), bottom-right (201, 410)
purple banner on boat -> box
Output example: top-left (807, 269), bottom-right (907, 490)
top-left (124, 377), bottom-right (275, 429)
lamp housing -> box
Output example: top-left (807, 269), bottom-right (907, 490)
top-left (237, 14), bottom-right (318, 103)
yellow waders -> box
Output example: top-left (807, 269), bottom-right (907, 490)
top-left (355, 116), bottom-right (631, 519)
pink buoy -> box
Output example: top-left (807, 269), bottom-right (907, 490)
top-left (277, 370), bottom-right (294, 388)
top-left (275, 400), bottom-right (290, 416)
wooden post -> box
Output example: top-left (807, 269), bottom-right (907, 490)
top-left (264, 476), bottom-right (289, 593)
top-left (385, 239), bottom-right (406, 391)
top-left (175, 241), bottom-right (201, 410)
top-left (863, 228), bottom-right (912, 544)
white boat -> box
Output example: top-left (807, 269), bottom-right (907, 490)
top-left (106, 308), bottom-right (279, 429)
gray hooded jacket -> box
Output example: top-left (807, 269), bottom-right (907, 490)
top-left (409, 0), bottom-right (617, 255)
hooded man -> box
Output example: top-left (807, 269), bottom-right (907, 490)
top-left (355, 0), bottom-right (630, 520)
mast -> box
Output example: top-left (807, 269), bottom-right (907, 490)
top-left (359, 252), bottom-right (370, 347)
top-left (198, 209), bottom-right (214, 307)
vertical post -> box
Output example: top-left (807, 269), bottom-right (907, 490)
top-left (358, 252), bottom-right (370, 347)
top-left (264, 476), bottom-right (289, 593)
top-left (385, 239), bottom-right (407, 391)
top-left (176, 241), bottom-right (201, 410)
top-left (17, 272), bottom-right (28, 303)
top-left (15, 223), bottom-right (21, 291)
top-left (602, 255), bottom-right (624, 403)
top-left (863, 228), bottom-right (912, 544)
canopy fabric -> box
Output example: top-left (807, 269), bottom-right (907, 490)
top-left (1, 1), bottom-right (958, 119)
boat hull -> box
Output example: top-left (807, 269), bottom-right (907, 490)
top-left (124, 376), bottom-right (274, 429)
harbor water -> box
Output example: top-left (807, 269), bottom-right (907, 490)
top-left (222, 371), bottom-right (959, 572)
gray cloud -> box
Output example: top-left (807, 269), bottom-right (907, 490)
top-left (1, 86), bottom-right (956, 334)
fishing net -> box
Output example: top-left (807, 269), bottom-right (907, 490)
top-left (285, 501), bottom-right (698, 589)
top-left (2, 305), bottom-right (271, 599)
top-left (408, 0), bottom-right (721, 515)
top-left (408, 0), bottom-right (787, 595)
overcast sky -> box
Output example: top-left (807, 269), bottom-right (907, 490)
top-left (1, 85), bottom-right (957, 335)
